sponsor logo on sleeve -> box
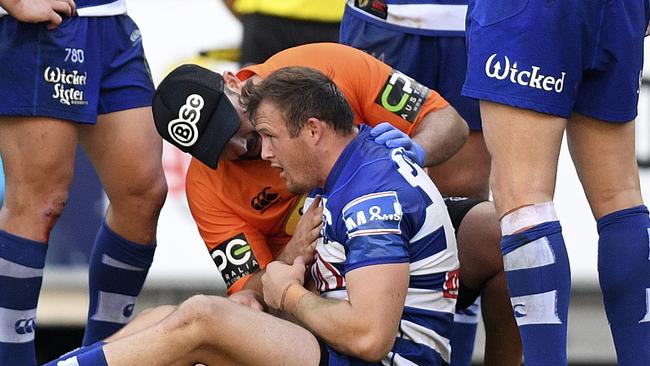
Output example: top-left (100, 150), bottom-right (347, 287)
top-left (342, 191), bottom-right (402, 238)
top-left (210, 234), bottom-right (259, 288)
top-left (375, 70), bottom-right (430, 123)
top-left (484, 54), bottom-right (566, 93)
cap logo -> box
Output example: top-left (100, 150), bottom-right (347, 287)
top-left (168, 94), bottom-right (205, 147)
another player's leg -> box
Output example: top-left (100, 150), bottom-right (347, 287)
top-left (50, 296), bottom-right (322, 366)
top-left (455, 201), bottom-right (522, 366)
top-left (0, 116), bottom-right (78, 365)
top-left (482, 101), bottom-right (571, 366)
top-left (79, 106), bottom-right (167, 344)
top-left (567, 114), bottom-right (649, 365)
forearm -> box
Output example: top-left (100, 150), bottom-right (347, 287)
top-left (283, 285), bottom-right (391, 362)
top-left (413, 105), bottom-right (469, 167)
top-left (240, 270), bottom-right (264, 296)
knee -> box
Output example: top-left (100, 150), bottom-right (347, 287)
top-left (7, 183), bottom-right (70, 225)
top-left (112, 170), bottom-right (168, 215)
top-left (165, 295), bottom-right (229, 334)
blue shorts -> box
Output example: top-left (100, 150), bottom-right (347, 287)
top-left (0, 15), bottom-right (154, 124)
top-left (462, 0), bottom-right (650, 122)
top-left (339, 6), bottom-right (482, 131)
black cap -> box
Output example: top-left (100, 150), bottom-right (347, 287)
top-left (152, 64), bottom-right (240, 169)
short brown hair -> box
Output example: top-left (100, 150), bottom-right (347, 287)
top-left (241, 67), bottom-right (355, 138)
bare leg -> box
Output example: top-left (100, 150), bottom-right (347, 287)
top-left (480, 101), bottom-right (570, 365)
top-left (566, 114), bottom-right (642, 219)
top-left (103, 295), bottom-right (321, 366)
top-left (567, 114), bottom-right (649, 364)
top-left (456, 202), bottom-right (522, 366)
top-left (0, 117), bottom-right (77, 241)
top-left (78, 107), bottom-right (167, 244)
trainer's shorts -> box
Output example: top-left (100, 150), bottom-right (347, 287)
top-left (340, 8), bottom-right (482, 131)
top-left (463, 0), bottom-right (650, 122)
top-left (0, 15), bottom-right (154, 124)
top-left (444, 196), bottom-right (485, 236)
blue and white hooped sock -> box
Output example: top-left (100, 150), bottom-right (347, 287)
top-left (43, 341), bottom-right (108, 366)
top-left (450, 298), bottom-right (480, 366)
top-left (500, 202), bottom-right (571, 366)
top-left (83, 221), bottom-right (156, 345)
top-left (597, 205), bottom-right (650, 366)
top-left (0, 230), bottom-right (47, 366)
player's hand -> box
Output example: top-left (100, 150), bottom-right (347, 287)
top-left (262, 257), bottom-right (306, 310)
top-left (228, 289), bottom-right (265, 312)
top-left (277, 196), bottom-right (322, 265)
top-left (370, 122), bottom-right (425, 166)
top-left (2, 0), bottom-right (76, 29)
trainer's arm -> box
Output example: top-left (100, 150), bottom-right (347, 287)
top-left (264, 261), bottom-right (409, 362)
top-left (412, 105), bottom-right (468, 167)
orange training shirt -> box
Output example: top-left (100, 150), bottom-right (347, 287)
top-left (186, 42), bottom-right (449, 294)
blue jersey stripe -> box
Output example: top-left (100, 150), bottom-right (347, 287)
top-left (392, 337), bottom-right (447, 366)
top-left (408, 226), bottom-right (448, 262)
top-left (403, 306), bottom-right (454, 337)
top-left (409, 271), bottom-right (447, 290)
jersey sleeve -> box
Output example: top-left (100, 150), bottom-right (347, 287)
top-left (337, 190), bottom-right (411, 273)
top-left (185, 159), bottom-right (274, 294)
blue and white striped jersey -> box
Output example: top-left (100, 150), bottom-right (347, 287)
top-left (310, 125), bottom-right (459, 365)
top-left (344, 0), bottom-right (468, 36)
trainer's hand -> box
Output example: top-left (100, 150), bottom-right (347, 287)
top-left (228, 289), bottom-right (265, 312)
top-left (262, 257), bottom-right (306, 310)
top-left (277, 196), bottom-right (322, 265)
top-left (1, 0), bottom-right (76, 29)
top-left (370, 122), bottom-right (425, 166)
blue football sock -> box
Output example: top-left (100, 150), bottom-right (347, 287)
top-left (450, 298), bottom-right (480, 366)
top-left (500, 204), bottom-right (571, 366)
top-left (43, 341), bottom-right (108, 366)
top-left (597, 205), bottom-right (650, 366)
top-left (83, 221), bottom-right (155, 345)
top-left (0, 230), bottom-right (47, 366)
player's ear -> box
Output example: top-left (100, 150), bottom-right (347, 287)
top-left (305, 117), bottom-right (324, 142)
top-left (223, 71), bottom-right (244, 92)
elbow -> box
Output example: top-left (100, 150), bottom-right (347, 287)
top-left (454, 112), bottom-right (470, 146)
top-left (348, 331), bottom-right (396, 363)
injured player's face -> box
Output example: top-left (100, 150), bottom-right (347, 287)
top-left (255, 101), bottom-right (321, 193)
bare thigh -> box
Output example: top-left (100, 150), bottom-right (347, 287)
top-left (480, 101), bottom-right (567, 217)
top-left (0, 116), bottom-right (77, 241)
top-left (566, 113), bottom-right (642, 219)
